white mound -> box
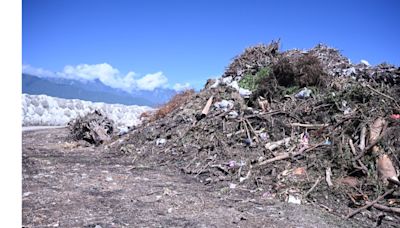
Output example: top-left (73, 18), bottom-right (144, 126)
top-left (22, 94), bottom-right (153, 129)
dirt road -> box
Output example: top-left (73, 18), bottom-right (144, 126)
top-left (22, 128), bottom-right (361, 227)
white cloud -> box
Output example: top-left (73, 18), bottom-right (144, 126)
top-left (22, 64), bottom-right (55, 78)
top-left (22, 63), bottom-right (170, 91)
top-left (136, 72), bottom-right (168, 91)
top-left (60, 63), bottom-right (137, 91)
top-left (173, 82), bottom-right (191, 91)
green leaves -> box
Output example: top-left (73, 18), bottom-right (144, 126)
top-left (238, 67), bottom-right (270, 91)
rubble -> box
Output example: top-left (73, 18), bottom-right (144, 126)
top-left (67, 110), bottom-right (115, 145)
top-left (111, 41), bottom-right (400, 225)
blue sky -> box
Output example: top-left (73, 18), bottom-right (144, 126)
top-left (23, 0), bottom-right (400, 90)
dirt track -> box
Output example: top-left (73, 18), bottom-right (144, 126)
top-left (22, 128), bottom-right (361, 227)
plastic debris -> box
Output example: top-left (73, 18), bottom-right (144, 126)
top-left (390, 114), bottom-right (400, 119)
top-left (300, 132), bottom-right (309, 148)
top-left (343, 67), bottom-right (356, 77)
top-left (295, 87), bottom-right (312, 99)
top-left (243, 138), bottom-right (252, 146)
top-left (360, 60), bottom-right (370, 66)
top-left (228, 160), bottom-right (237, 168)
top-left (221, 76), bottom-right (233, 85)
top-left (214, 100), bottom-right (234, 111)
top-left (288, 195), bottom-right (301, 205)
top-left (239, 88), bottom-right (252, 98)
top-left (324, 138), bottom-right (332, 145)
top-left (156, 138), bottom-right (167, 146)
top-left (228, 81), bottom-right (240, 91)
top-left (259, 132), bottom-right (268, 141)
top-left (118, 126), bottom-right (129, 136)
top-left (227, 111), bottom-right (239, 119)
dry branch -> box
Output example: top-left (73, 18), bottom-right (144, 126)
top-left (325, 167), bottom-right (333, 187)
top-left (353, 123), bottom-right (389, 161)
top-left (290, 123), bottom-right (329, 129)
top-left (304, 176), bottom-right (322, 197)
top-left (349, 139), bottom-right (368, 173)
top-left (245, 119), bottom-right (260, 143)
top-left (359, 126), bottom-right (367, 151)
top-left (366, 85), bottom-right (400, 109)
top-left (257, 142), bottom-right (324, 167)
top-left (345, 189), bottom-right (395, 219)
top-left (265, 137), bottom-right (291, 151)
top-left (370, 203), bottom-right (400, 215)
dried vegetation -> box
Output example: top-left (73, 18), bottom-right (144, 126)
top-left (72, 40), bottom-right (400, 226)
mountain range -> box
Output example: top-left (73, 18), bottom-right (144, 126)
top-left (22, 74), bottom-right (177, 107)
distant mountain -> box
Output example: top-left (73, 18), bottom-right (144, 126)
top-left (22, 74), bottom-right (176, 107)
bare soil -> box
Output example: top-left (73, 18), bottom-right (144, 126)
top-left (22, 128), bottom-right (361, 227)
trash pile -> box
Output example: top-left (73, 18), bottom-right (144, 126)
top-left (68, 110), bottom-right (115, 145)
top-left (116, 41), bottom-right (400, 225)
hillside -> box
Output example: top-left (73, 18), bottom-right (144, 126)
top-left (22, 73), bottom-right (177, 107)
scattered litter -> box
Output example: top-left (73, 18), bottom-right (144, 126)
top-left (228, 81), bottom-right (240, 91)
top-left (243, 138), bottom-right (252, 146)
top-left (324, 138), bottom-right (332, 145)
top-left (23, 192), bottom-right (32, 197)
top-left (221, 76), bottom-right (233, 85)
top-left (390, 114), bottom-right (400, 119)
top-left (156, 138), bottom-right (167, 146)
top-left (118, 126), bottom-right (129, 136)
top-left (288, 195), bottom-right (301, 205)
top-left (227, 111), bottom-right (239, 119)
top-left (106, 176), bottom-right (113, 182)
top-left (259, 132), bottom-right (268, 141)
top-left (228, 160), bottom-right (237, 168)
top-left (239, 88), bottom-right (252, 98)
top-left (214, 100), bottom-right (234, 111)
top-left (343, 67), bottom-right (356, 77)
top-left (300, 132), bottom-right (309, 148)
top-left (295, 87), bottom-right (312, 99)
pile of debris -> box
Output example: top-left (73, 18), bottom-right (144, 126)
top-left (113, 41), bottom-right (400, 225)
top-left (68, 110), bottom-right (115, 145)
